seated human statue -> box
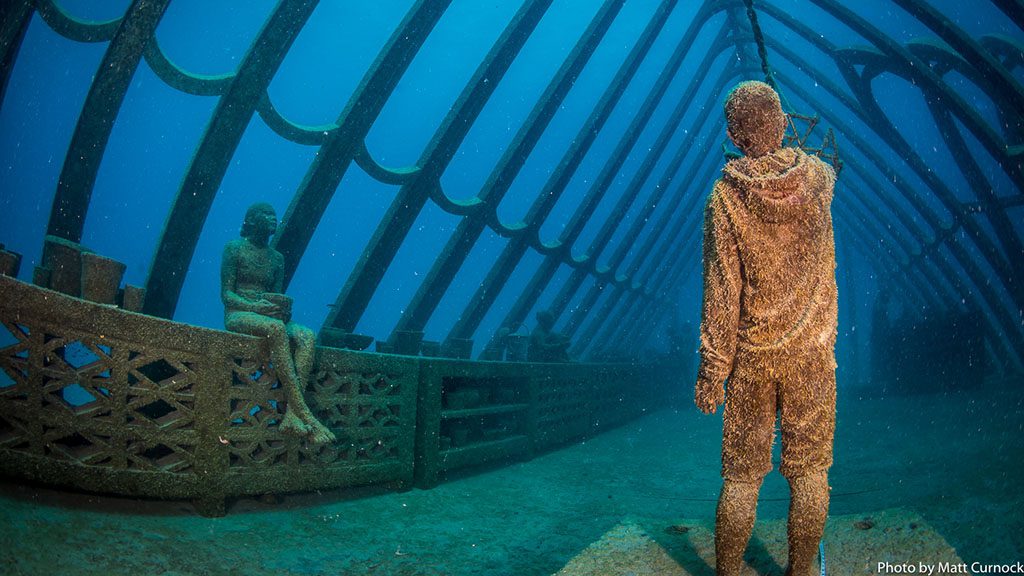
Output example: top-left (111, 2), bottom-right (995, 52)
top-left (481, 322), bottom-right (521, 361)
top-left (528, 310), bottom-right (570, 363)
top-left (221, 202), bottom-right (335, 444)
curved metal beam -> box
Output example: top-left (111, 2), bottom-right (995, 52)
top-left (768, 72), bottom-right (1024, 368)
top-left (802, 0), bottom-right (1021, 192)
top-left (733, 8), bottom-right (1024, 363)
top-left (46, 0), bottom-right (171, 242)
top-left (269, 0), bottom-right (453, 289)
top-left (490, 27), bottom-right (736, 345)
top-left (754, 1), bottom-right (1023, 320)
top-left (890, 0), bottom-right (1024, 117)
top-left (658, 58), bottom-right (1024, 370)
top-left (445, 0), bottom-right (684, 342)
top-left (582, 118), bottom-right (729, 358)
top-left (554, 70), bottom-right (732, 337)
top-left (143, 0), bottom-right (319, 318)
top-left (562, 61), bottom-right (737, 341)
top-left (757, 38), bottom-right (1010, 333)
top-left (142, 36), bottom-right (234, 97)
top-left (35, 0), bottom-right (121, 43)
top-left (386, 0), bottom-right (626, 342)
top-left (0, 0), bottom-right (33, 109)
top-left (323, 0), bottom-right (555, 332)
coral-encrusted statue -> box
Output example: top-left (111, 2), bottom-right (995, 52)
top-left (696, 81), bottom-right (838, 576)
top-left (221, 203), bottom-right (335, 444)
top-left (528, 310), bottom-right (570, 363)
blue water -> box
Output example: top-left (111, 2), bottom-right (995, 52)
top-left (0, 0), bottom-right (1022, 572)
top-left (2, 1), bottom-right (1021, 367)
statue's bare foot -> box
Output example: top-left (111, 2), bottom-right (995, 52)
top-left (279, 410), bottom-right (310, 436)
top-left (307, 420), bottom-right (336, 444)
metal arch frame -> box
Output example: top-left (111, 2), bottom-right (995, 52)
top-left (617, 53), bottom-right (1023, 370)
top-left (582, 99), bottom-right (736, 358)
top-left (141, 0), bottom-right (319, 317)
top-left (598, 2), bottom-right (1019, 364)
top-left (801, 1), bottom-right (1024, 289)
top-left (17, 0), bottom-right (705, 350)
top-left (602, 105), bottom-right (995, 362)
top-left (744, 3), bottom-right (1024, 367)
top-left (3, 0), bottom-right (1020, 367)
top-left (319, 0), bottom-right (558, 331)
top-left (598, 31), bottom-right (1024, 360)
top-left (570, 60), bottom-right (742, 352)
top-left (33, 0), bottom-right (122, 42)
top-left (832, 47), bottom-right (1021, 297)
top-left (46, 0), bottom-right (171, 242)
top-left (758, 69), bottom-right (1019, 364)
top-left (764, 70), bottom-right (1023, 371)
top-left (889, 0), bottom-right (1024, 117)
top-left (385, 0), bottom-right (628, 343)
top-left (556, 40), bottom-right (737, 339)
top-left (750, 6), bottom-right (1020, 286)
top-left (564, 13), bottom-right (750, 351)
top-left (440, 0), bottom-right (687, 345)
top-left (566, 60), bottom-right (741, 355)
top-left (269, 0), bottom-right (453, 287)
top-left (0, 1), bottom-right (35, 108)
top-left (482, 25), bottom-right (738, 350)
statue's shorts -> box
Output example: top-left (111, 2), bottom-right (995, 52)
top-left (720, 350), bottom-right (837, 481)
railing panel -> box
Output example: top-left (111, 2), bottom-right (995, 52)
top-left (0, 275), bottom-right (676, 515)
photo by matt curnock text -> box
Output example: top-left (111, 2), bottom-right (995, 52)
top-left (878, 561), bottom-right (1024, 574)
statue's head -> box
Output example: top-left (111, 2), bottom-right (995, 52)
top-left (240, 202), bottom-right (277, 239)
top-left (536, 310), bottom-right (555, 329)
top-left (724, 80), bottom-right (787, 158)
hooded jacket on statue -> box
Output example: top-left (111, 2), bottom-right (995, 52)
top-left (698, 147), bottom-right (838, 392)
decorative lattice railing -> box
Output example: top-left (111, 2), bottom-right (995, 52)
top-left (0, 275), bottom-right (678, 515)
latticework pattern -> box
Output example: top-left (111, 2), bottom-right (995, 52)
top-left (0, 275), bottom-right (675, 513)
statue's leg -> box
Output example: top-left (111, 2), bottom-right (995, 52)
top-left (779, 362), bottom-right (836, 576)
top-left (717, 370), bottom-right (775, 576)
top-left (715, 477), bottom-right (763, 576)
top-left (784, 470), bottom-right (829, 576)
top-left (286, 322), bottom-right (335, 443)
top-left (226, 312), bottom-right (309, 437)
top-left (287, 322), bottom-right (315, 380)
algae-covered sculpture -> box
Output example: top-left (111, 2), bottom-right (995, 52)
top-left (528, 310), bottom-right (570, 363)
top-left (696, 81), bottom-right (838, 576)
top-left (221, 203), bottom-right (336, 444)
top-left (481, 322), bottom-right (520, 361)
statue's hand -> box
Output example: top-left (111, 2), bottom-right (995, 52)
top-left (695, 376), bottom-right (725, 415)
top-left (252, 298), bottom-right (280, 315)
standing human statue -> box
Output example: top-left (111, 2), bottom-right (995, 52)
top-left (221, 202), bottom-right (336, 444)
top-left (695, 81), bottom-right (838, 576)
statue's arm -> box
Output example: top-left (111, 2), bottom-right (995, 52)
top-left (695, 187), bottom-right (740, 414)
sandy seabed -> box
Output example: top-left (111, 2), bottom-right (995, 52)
top-left (1, 379), bottom-right (1021, 575)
